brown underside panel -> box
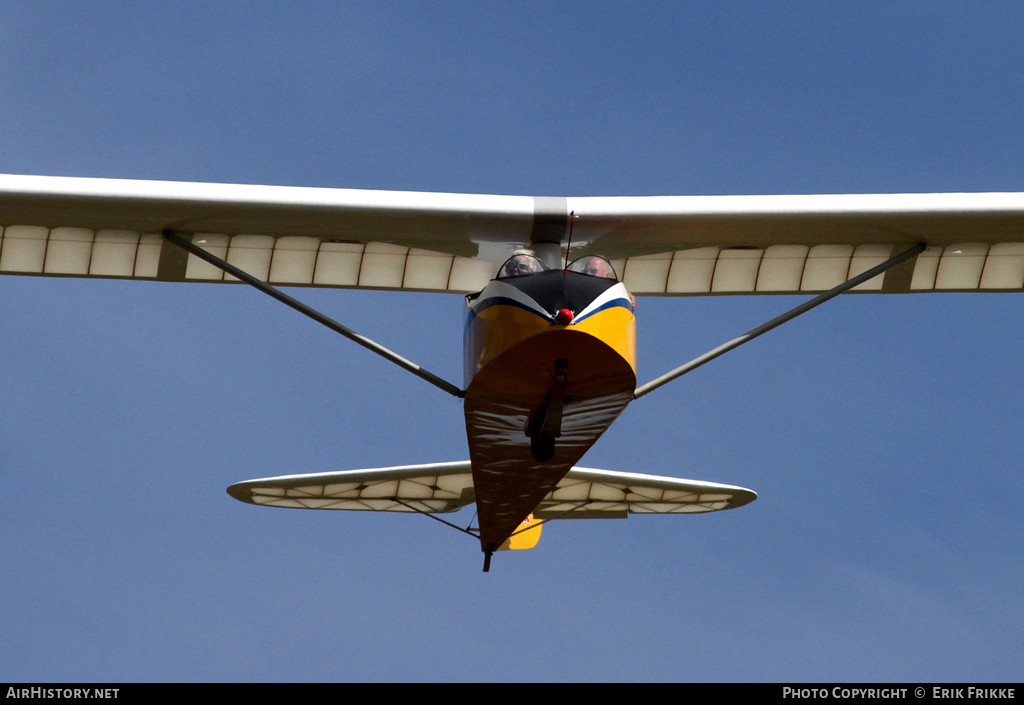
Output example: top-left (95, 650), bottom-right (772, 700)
top-left (464, 329), bottom-right (636, 548)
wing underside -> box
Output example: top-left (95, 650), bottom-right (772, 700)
top-left (226, 462), bottom-right (756, 518)
top-left (4, 174), bottom-right (1024, 295)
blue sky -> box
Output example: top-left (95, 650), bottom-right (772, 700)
top-left (1, 2), bottom-right (1022, 682)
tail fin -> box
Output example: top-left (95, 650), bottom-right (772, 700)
top-left (498, 513), bottom-right (543, 551)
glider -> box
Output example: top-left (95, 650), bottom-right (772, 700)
top-left (4, 174), bottom-right (1024, 570)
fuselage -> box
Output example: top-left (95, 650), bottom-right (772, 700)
top-left (463, 258), bottom-right (637, 549)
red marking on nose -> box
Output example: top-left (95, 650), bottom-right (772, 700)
top-left (556, 308), bottom-right (574, 325)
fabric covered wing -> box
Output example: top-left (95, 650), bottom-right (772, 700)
top-left (534, 467), bottom-right (757, 519)
top-left (227, 461), bottom-right (475, 513)
top-left (572, 193), bottom-right (1024, 295)
top-left (6, 174), bottom-right (1024, 294)
top-left (0, 174), bottom-right (530, 293)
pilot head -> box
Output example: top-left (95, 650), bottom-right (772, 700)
top-left (503, 253), bottom-right (543, 277)
top-left (582, 257), bottom-right (614, 278)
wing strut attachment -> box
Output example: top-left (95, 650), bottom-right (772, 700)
top-left (391, 498), bottom-right (481, 539)
top-left (163, 230), bottom-right (465, 398)
top-left (633, 243), bottom-right (925, 399)
top-left (387, 497), bottom-right (499, 573)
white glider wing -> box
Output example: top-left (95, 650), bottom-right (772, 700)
top-left (4, 173), bottom-right (1024, 294)
top-left (226, 462), bottom-right (755, 517)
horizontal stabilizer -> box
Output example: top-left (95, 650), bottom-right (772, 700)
top-left (227, 461), bottom-right (475, 514)
top-left (535, 467), bottom-right (755, 518)
top-left (227, 462), bottom-right (755, 517)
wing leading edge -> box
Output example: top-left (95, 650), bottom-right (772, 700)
top-left (3, 174), bottom-right (1024, 295)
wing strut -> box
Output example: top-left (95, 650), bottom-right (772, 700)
top-left (633, 243), bottom-right (926, 399)
top-left (162, 230), bottom-right (465, 398)
top-left (391, 498), bottom-right (481, 540)
top-left (385, 502), bottom-right (497, 573)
